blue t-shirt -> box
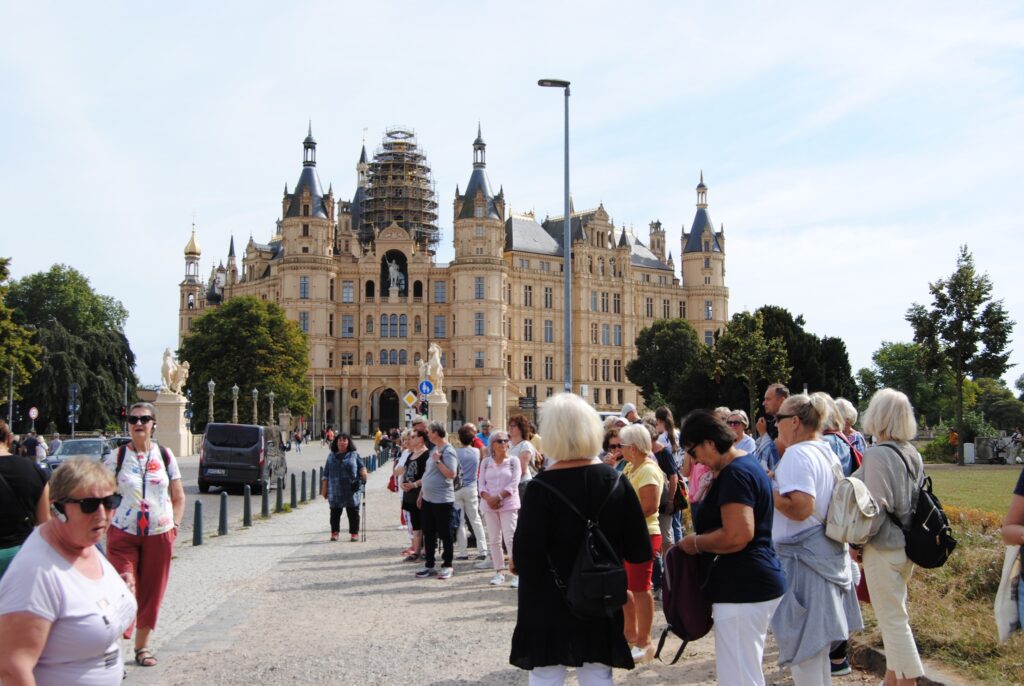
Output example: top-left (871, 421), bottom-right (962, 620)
top-left (1014, 466), bottom-right (1024, 496)
top-left (692, 453), bottom-right (786, 604)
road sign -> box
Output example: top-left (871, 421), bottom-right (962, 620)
top-left (418, 380), bottom-right (434, 396)
top-left (403, 391), bottom-right (418, 408)
top-left (518, 396), bottom-right (536, 409)
top-left (28, 407), bottom-right (38, 420)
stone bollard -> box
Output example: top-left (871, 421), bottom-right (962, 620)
top-left (261, 481), bottom-right (269, 517)
top-left (275, 477), bottom-right (284, 513)
top-left (319, 466), bottom-right (323, 488)
top-left (309, 469), bottom-right (316, 500)
top-left (193, 499), bottom-right (203, 546)
top-left (218, 491), bottom-right (229, 535)
top-left (290, 473), bottom-right (297, 509)
top-left (301, 471), bottom-right (307, 502)
top-left (243, 485), bottom-right (252, 527)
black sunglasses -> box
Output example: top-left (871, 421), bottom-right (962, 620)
top-left (608, 443), bottom-right (622, 449)
top-left (726, 420), bottom-right (744, 426)
top-left (775, 413), bottom-right (795, 421)
top-left (63, 494), bottom-right (122, 514)
top-left (128, 415), bottom-right (155, 425)
top-left (492, 439), bottom-right (509, 444)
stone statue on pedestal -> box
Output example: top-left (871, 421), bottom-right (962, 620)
top-left (160, 349), bottom-right (190, 396)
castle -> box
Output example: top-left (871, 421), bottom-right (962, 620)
top-left (179, 126), bottom-right (729, 434)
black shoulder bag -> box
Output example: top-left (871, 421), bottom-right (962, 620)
top-left (882, 444), bottom-right (957, 568)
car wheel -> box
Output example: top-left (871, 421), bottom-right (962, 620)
top-left (198, 478), bottom-right (210, 494)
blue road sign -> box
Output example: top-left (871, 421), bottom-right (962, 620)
top-left (418, 380), bottom-right (434, 396)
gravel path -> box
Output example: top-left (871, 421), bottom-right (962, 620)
top-left (119, 441), bottom-right (862, 685)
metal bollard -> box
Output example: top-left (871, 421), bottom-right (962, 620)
top-left (310, 469), bottom-right (316, 500)
top-left (261, 481), bottom-right (269, 517)
top-left (290, 473), bottom-right (297, 509)
top-left (243, 485), bottom-right (252, 527)
top-left (301, 470), bottom-right (307, 502)
top-left (193, 500), bottom-right (203, 546)
top-left (319, 466), bottom-right (323, 488)
top-left (276, 477), bottom-right (284, 512)
top-left (218, 491), bottom-right (229, 535)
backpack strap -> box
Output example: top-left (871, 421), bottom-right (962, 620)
top-left (115, 444), bottom-right (127, 476)
top-left (116, 444), bottom-right (172, 477)
top-left (879, 443), bottom-right (921, 525)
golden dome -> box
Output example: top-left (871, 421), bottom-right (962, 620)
top-left (184, 229), bottom-right (201, 257)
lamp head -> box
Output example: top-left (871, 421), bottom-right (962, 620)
top-left (208, 379), bottom-right (216, 393)
top-left (538, 78), bottom-right (570, 89)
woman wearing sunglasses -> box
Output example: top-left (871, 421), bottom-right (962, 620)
top-left (726, 410), bottom-right (757, 454)
top-left (477, 430), bottom-right (520, 586)
top-left (104, 402), bottom-right (184, 668)
top-left (0, 457), bottom-right (137, 684)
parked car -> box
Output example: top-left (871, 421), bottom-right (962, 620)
top-left (45, 438), bottom-right (115, 472)
top-left (199, 423), bottom-right (288, 493)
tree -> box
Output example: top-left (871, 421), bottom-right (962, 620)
top-left (7, 264), bottom-right (127, 336)
top-left (178, 297), bottom-right (313, 430)
top-left (714, 311), bottom-right (791, 421)
top-left (906, 245), bottom-right (1015, 462)
top-left (1015, 373), bottom-right (1024, 401)
top-left (861, 341), bottom-right (948, 424)
top-left (0, 258), bottom-right (42, 417)
top-left (973, 377), bottom-right (1024, 431)
top-left (626, 319), bottom-right (712, 418)
top-left (757, 305), bottom-right (857, 400)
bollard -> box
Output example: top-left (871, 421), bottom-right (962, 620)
top-left (290, 473), bottom-right (297, 509)
top-left (243, 485), bottom-right (252, 527)
top-left (301, 470), bottom-right (307, 502)
top-left (218, 491), bottom-right (229, 535)
top-left (193, 499), bottom-right (203, 546)
top-left (310, 469), bottom-right (316, 500)
top-left (261, 481), bottom-right (269, 517)
top-left (275, 477), bottom-right (284, 512)
top-left (319, 466), bottom-right (323, 488)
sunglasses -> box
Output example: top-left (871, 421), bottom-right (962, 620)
top-left (128, 415), bottom-right (155, 425)
top-left (726, 420), bottom-right (744, 426)
top-left (608, 443), bottom-right (622, 449)
top-left (492, 439), bottom-right (509, 444)
top-left (63, 494), bottom-right (122, 514)
top-left (775, 413), bottom-right (795, 421)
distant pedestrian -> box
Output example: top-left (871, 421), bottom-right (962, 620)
top-left (48, 433), bottom-right (62, 456)
top-left (477, 430), bottom-right (519, 585)
top-left (293, 429), bottom-right (303, 453)
top-left (323, 434), bottom-right (367, 542)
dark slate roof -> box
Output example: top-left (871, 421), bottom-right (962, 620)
top-left (541, 215), bottom-right (587, 249)
top-left (629, 236), bottom-right (673, 271)
top-left (358, 144), bottom-right (367, 164)
top-left (251, 239), bottom-right (283, 259)
top-left (286, 166), bottom-right (328, 219)
top-left (228, 236), bottom-right (235, 258)
top-left (682, 207), bottom-right (723, 253)
top-left (505, 216), bottom-right (561, 255)
top-left (351, 185), bottom-right (366, 234)
top-left (457, 167), bottom-right (500, 220)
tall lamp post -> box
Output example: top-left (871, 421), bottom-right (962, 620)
top-left (231, 383), bottom-right (239, 424)
top-left (251, 388), bottom-right (259, 425)
top-left (207, 379), bottom-right (215, 424)
top-left (267, 391), bottom-right (275, 428)
top-left (538, 78), bottom-right (572, 394)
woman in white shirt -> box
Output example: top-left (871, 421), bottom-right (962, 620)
top-left (508, 415), bottom-right (539, 497)
top-left (0, 457), bottom-right (136, 685)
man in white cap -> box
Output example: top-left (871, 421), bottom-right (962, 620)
top-left (621, 403), bottom-right (642, 424)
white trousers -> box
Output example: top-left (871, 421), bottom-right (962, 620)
top-left (712, 597), bottom-right (781, 686)
top-left (453, 486), bottom-right (488, 554)
top-left (528, 663), bottom-right (612, 686)
top-left (788, 648), bottom-right (830, 686)
top-left (482, 508), bottom-right (517, 572)
top-left (863, 544), bottom-right (925, 679)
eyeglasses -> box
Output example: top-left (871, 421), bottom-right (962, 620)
top-left (608, 443), bottom-right (622, 449)
top-left (127, 415), bottom-right (155, 425)
top-left (492, 439), bottom-right (509, 444)
top-left (62, 494), bottom-right (122, 514)
top-left (726, 420), bottom-right (744, 426)
top-left (775, 413), bottom-right (795, 421)
top-left (685, 444), bottom-right (700, 458)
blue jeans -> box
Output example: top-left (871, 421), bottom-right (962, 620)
top-left (672, 511), bottom-right (683, 541)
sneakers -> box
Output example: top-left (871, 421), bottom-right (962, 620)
top-left (330, 532), bottom-right (339, 542)
top-left (510, 574), bottom-right (519, 589)
top-left (473, 559), bottom-right (494, 570)
top-left (489, 572), bottom-right (506, 585)
top-left (630, 645), bottom-right (654, 664)
top-left (415, 567), bottom-right (438, 578)
top-left (437, 566), bottom-right (454, 580)
top-left (830, 658), bottom-right (852, 676)
top-left (455, 552), bottom-right (470, 561)
top-left (350, 534), bottom-right (359, 542)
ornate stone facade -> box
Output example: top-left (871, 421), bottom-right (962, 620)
top-left (178, 127), bottom-right (729, 434)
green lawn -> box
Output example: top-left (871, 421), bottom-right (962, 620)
top-left (926, 465), bottom-right (1020, 514)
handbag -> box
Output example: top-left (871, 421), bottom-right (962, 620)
top-left (387, 473), bottom-right (399, 492)
top-left (995, 545), bottom-right (1021, 642)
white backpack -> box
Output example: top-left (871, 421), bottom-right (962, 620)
top-left (821, 457), bottom-right (880, 545)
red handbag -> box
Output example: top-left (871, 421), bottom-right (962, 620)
top-left (387, 474), bottom-right (398, 492)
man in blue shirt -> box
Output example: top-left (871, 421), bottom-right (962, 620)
top-left (754, 383), bottom-right (789, 473)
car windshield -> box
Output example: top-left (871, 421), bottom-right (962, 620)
top-left (56, 440), bottom-right (104, 456)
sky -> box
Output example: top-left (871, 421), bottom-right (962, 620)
top-left (2, 1), bottom-right (1023, 390)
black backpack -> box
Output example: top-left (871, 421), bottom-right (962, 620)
top-left (530, 473), bottom-right (628, 620)
top-left (883, 444), bottom-right (957, 568)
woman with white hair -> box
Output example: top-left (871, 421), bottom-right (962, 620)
top-left (510, 393), bottom-right (651, 685)
top-left (727, 410), bottom-right (757, 454)
top-left (835, 398), bottom-right (867, 455)
top-left (850, 389), bottom-right (926, 685)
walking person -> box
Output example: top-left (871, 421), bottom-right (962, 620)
top-left (0, 420), bottom-right (50, 579)
top-left (414, 422), bottom-right (459, 580)
top-left (323, 434), bottom-right (367, 541)
top-left (454, 425), bottom-right (488, 562)
top-left (104, 402), bottom-right (185, 668)
top-left (477, 430), bottom-right (521, 585)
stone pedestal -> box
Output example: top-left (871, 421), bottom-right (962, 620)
top-left (154, 391), bottom-right (192, 456)
top-left (427, 391), bottom-right (449, 430)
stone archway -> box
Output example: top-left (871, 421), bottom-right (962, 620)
top-left (379, 389), bottom-right (400, 432)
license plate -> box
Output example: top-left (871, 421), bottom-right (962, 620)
top-left (206, 468), bottom-right (227, 476)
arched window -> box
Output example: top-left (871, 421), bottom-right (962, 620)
top-left (414, 316), bottom-right (422, 334)
top-left (380, 349), bottom-right (388, 365)
top-left (389, 349), bottom-right (398, 365)
top-left (366, 352), bottom-right (373, 366)
top-left (389, 314), bottom-right (398, 338)
top-left (399, 349), bottom-right (407, 365)
top-left (365, 280), bottom-right (375, 299)
top-left (399, 314), bottom-right (408, 338)
top-left (380, 314), bottom-right (388, 337)
top-left (366, 316), bottom-right (373, 334)
top-left (413, 280), bottom-right (423, 299)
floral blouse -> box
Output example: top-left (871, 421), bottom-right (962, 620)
top-left (105, 443), bottom-right (181, 535)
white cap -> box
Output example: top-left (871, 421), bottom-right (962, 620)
top-left (621, 403), bottom-right (637, 417)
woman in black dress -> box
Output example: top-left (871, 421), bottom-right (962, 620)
top-left (510, 393), bottom-right (651, 686)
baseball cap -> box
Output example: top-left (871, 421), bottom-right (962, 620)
top-left (621, 403), bottom-right (637, 417)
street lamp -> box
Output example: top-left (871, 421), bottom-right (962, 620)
top-left (207, 379), bottom-right (216, 424)
top-left (538, 77), bottom-right (572, 394)
top-left (251, 388), bottom-right (259, 425)
top-left (231, 384), bottom-right (239, 424)
top-left (486, 388), bottom-right (492, 420)
top-left (267, 391), bottom-right (275, 428)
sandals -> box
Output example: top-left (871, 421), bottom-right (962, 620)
top-left (134, 648), bottom-right (157, 667)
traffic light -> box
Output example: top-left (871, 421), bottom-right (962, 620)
top-left (119, 405), bottom-right (126, 419)
top-left (420, 399), bottom-right (429, 414)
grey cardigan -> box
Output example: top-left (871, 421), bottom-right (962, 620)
top-left (853, 440), bottom-right (923, 550)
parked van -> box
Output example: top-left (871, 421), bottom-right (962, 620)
top-left (199, 423), bottom-right (287, 493)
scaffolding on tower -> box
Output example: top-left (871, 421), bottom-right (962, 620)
top-left (360, 127), bottom-right (440, 253)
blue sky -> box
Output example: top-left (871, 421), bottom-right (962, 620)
top-left (2, 1), bottom-right (1023, 392)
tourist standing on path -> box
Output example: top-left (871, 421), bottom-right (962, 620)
top-left (508, 415), bottom-right (539, 499)
top-left (415, 422), bottom-right (459, 580)
top-left (677, 410), bottom-right (785, 686)
top-left (0, 458), bottom-right (137, 685)
top-left (293, 429), bottom-right (303, 453)
top-left (104, 402), bottom-right (184, 668)
top-left (453, 425), bottom-right (488, 562)
top-left (0, 420), bottom-right (50, 579)
top-left (854, 389), bottom-right (927, 685)
top-left (323, 434), bottom-right (367, 541)
top-left (397, 430), bottom-right (429, 561)
top-left (477, 430), bottom-right (520, 585)
top-left (510, 393), bottom-right (651, 685)
top-left (835, 398), bottom-right (867, 455)
top-left (47, 433), bottom-right (62, 456)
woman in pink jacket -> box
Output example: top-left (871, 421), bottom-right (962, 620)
top-left (477, 430), bottom-right (521, 587)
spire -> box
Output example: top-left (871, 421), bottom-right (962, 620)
top-left (618, 226), bottom-right (629, 248)
top-left (303, 123), bottom-right (317, 167)
top-left (473, 124), bottom-right (486, 167)
top-left (696, 171), bottom-right (708, 208)
top-left (358, 143), bottom-right (367, 164)
top-left (228, 235), bottom-right (235, 259)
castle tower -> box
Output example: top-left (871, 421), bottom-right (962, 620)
top-left (648, 220), bottom-right (666, 261)
top-left (680, 172), bottom-right (729, 345)
top-left (227, 235), bottom-right (238, 285)
top-left (178, 226), bottom-right (204, 346)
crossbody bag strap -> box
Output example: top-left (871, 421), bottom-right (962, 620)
top-left (529, 471), bottom-right (622, 525)
top-left (0, 467), bottom-right (34, 527)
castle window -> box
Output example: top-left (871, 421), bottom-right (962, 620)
top-left (547, 387), bottom-right (554, 398)
top-left (705, 300), bottom-right (713, 320)
top-left (366, 316), bottom-right (373, 334)
top-left (328, 352), bottom-right (334, 368)
top-left (380, 315), bottom-right (388, 338)
top-left (302, 223), bottom-right (310, 236)
top-left (390, 314), bottom-right (398, 338)
top-left (414, 281), bottom-right (423, 299)
top-left (301, 247), bottom-right (309, 254)
top-left (544, 287), bottom-right (553, 309)
top-left (614, 325), bottom-right (622, 346)
top-left (434, 315), bottom-right (446, 339)
top-left (606, 388), bottom-right (612, 405)
top-left (703, 240), bottom-right (709, 252)
top-left (380, 350), bottom-right (388, 365)
top-left (365, 280), bottom-right (375, 299)
top-left (613, 360), bottom-right (622, 382)
top-left (591, 291), bottom-right (598, 311)
top-left (704, 257), bottom-right (711, 269)
top-left (613, 293), bottom-right (621, 314)
top-left (299, 311), bottom-right (309, 333)
top-left (341, 315), bottom-right (353, 338)
top-left (329, 279), bottom-right (335, 301)
top-left (299, 276), bottom-right (310, 299)
top-left (328, 314), bottom-right (334, 337)
top-left (523, 318), bottom-right (533, 342)
top-left (475, 351), bottom-right (484, 369)
top-left (366, 352), bottom-right (373, 366)
top-left (601, 292), bottom-right (609, 313)
top-left (523, 355), bottom-right (533, 380)
top-left (475, 206), bottom-right (484, 218)
top-left (540, 261), bottom-right (551, 272)
top-left (524, 285), bottom-right (533, 307)
top-left (645, 298), bottom-right (654, 317)
top-left (475, 247), bottom-right (483, 255)
top-left (475, 224), bottom-right (484, 237)
top-left (591, 323), bottom-right (599, 344)
top-left (399, 315), bottom-right (408, 338)
top-left (475, 312), bottom-right (484, 336)
top-left (679, 301), bottom-right (686, 318)
top-left (342, 281), bottom-right (354, 303)
top-left (705, 276), bottom-right (711, 285)
top-left (519, 259), bottom-right (529, 269)
top-left (475, 276), bottom-right (485, 300)
top-left (544, 319), bottom-right (553, 343)
top-left (618, 389), bottom-right (624, 404)
top-left (594, 387), bottom-right (600, 404)
top-left (433, 281), bottom-right (447, 303)
top-left (303, 205), bottom-right (310, 217)
top-left (390, 349), bottom-right (398, 365)
top-left (341, 353), bottom-right (353, 366)
top-left (663, 299), bottom-right (670, 318)
top-left (507, 354), bottom-right (512, 377)
top-left (601, 359), bottom-right (610, 381)
top-left (591, 358), bottom-right (598, 380)
top-left (705, 330), bottom-right (714, 346)
top-left (601, 324), bottom-right (610, 346)
top-left (544, 356), bottom-right (553, 380)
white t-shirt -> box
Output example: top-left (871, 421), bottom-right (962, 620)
top-left (658, 429), bottom-right (685, 470)
top-left (104, 443), bottom-right (181, 535)
top-left (395, 449), bottom-right (411, 491)
top-left (508, 440), bottom-right (537, 482)
top-left (772, 439), bottom-right (839, 542)
top-left (0, 529), bottom-right (137, 686)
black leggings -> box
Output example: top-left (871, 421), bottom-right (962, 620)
top-left (421, 500), bottom-right (454, 569)
top-left (330, 506), bottom-right (360, 535)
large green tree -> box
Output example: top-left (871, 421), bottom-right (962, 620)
top-left (973, 377), bottom-right (1024, 431)
top-left (714, 311), bottom-right (791, 420)
top-left (0, 258), bottom-right (42, 417)
top-left (179, 297), bottom-right (313, 430)
top-left (858, 341), bottom-right (949, 424)
top-left (906, 245), bottom-right (1015, 462)
top-left (626, 318), bottom-right (712, 417)
top-left (5, 265), bottom-right (133, 433)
